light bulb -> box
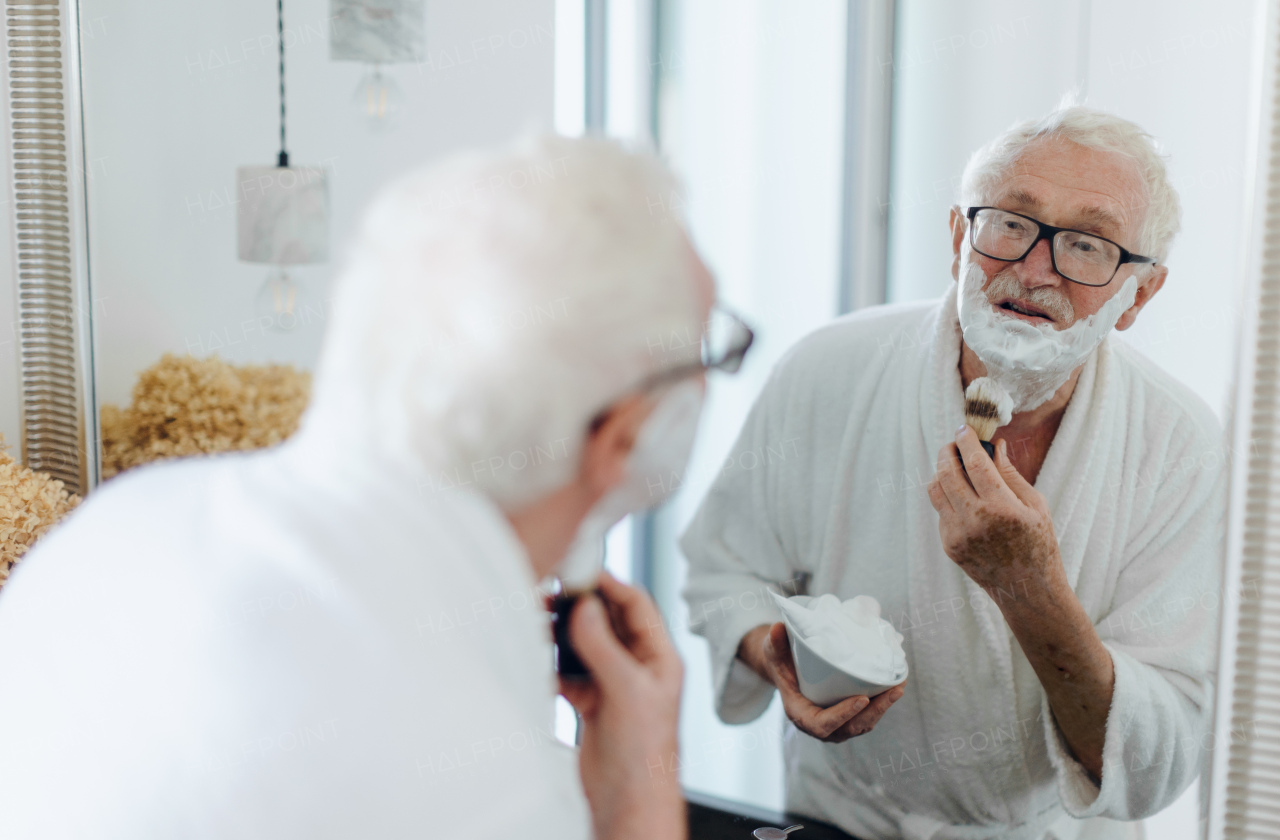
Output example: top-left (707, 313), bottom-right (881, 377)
top-left (254, 268), bottom-right (310, 333)
top-left (352, 65), bottom-right (405, 128)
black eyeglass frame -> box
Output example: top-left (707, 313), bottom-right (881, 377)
top-left (965, 205), bottom-right (1156, 288)
top-left (587, 306), bottom-right (756, 432)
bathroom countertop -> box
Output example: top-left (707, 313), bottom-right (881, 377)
top-left (686, 789), bottom-right (861, 840)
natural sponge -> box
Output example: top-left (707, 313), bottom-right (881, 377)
top-left (100, 353), bottom-right (311, 479)
top-left (0, 433), bottom-right (80, 587)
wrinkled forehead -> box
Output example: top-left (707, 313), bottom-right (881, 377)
top-left (987, 137), bottom-right (1148, 247)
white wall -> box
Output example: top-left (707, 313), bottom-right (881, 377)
top-left (886, 2), bottom-right (1082, 304)
top-left (1085, 2), bottom-right (1255, 423)
top-left (653, 0), bottom-right (849, 810)
top-left (76, 0), bottom-right (554, 410)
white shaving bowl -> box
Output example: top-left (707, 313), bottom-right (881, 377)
top-left (780, 596), bottom-right (908, 707)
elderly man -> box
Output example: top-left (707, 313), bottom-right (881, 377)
top-left (0, 137), bottom-right (729, 839)
top-left (682, 105), bottom-right (1224, 840)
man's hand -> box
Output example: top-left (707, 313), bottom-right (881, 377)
top-left (559, 572), bottom-right (685, 840)
top-left (738, 623), bottom-right (905, 743)
top-left (926, 425), bottom-right (1115, 780)
top-left (926, 426), bottom-right (1059, 593)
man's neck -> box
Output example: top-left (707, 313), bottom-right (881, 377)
top-left (959, 340), bottom-right (1083, 484)
top-left (504, 482), bottom-right (598, 581)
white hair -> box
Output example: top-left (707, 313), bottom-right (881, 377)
top-left (960, 101), bottom-right (1181, 264)
top-left (307, 135), bottom-right (702, 510)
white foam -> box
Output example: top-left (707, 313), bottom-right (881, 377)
top-left (956, 255), bottom-right (1137, 412)
top-left (770, 591), bottom-right (906, 684)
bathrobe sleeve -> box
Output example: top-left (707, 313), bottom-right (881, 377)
top-left (680, 362), bottom-right (810, 725)
top-left (1043, 414), bottom-right (1227, 820)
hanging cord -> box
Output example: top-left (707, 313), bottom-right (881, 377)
top-left (276, 0), bottom-right (288, 167)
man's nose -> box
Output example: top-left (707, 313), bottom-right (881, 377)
top-left (1015, 238), bottom-right (1063, 289)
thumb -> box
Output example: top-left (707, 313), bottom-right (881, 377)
top-left (766, 623), bottom-right (792, 665)
top-left (558, 677), bottom-right (597, 717)
top-left (995, 439), bottom-right (1037, 504)
top-left (765, 623), bottom-right (799, 686)
top-left (569, 595), bottom-right (633, 686)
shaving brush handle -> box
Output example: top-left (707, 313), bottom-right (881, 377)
top-left (552, 590), bottom-right (601, 680)
top-left (980, 440), bottom-right (995, 458)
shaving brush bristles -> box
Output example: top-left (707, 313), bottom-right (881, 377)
top-left (964, 377), bottom-right (1014, 443)
top-left (964, 397), bottom-right (1001, 442)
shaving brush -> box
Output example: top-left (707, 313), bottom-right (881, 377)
top-left (963, 377), bottom-right (1013, 459)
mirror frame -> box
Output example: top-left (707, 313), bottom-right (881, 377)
top-left (1206, 0), bottom-right (1280, 833)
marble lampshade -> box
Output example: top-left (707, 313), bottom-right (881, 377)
top-left (236, 165), bottom-right (329, 265)
top-left (330, 0), bottom-right (426, 64)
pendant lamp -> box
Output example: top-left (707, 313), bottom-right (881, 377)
top-left (236, 0), bottom-right (330, 333)
top-left (330, 0), bottom-right (425, 126)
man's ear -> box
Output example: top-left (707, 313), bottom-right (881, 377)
top-left (949, 206), bottom-right (965, 282)
top-left (577, 393), bottom-right (655, 496)
top-left (1114, 265), bottom-right (1168, 331)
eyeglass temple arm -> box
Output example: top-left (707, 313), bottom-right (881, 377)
top-left (586, 310), bottom-right (757, 433)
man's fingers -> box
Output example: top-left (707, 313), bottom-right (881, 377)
top-left (595, 572), bottom-right (678, 675)
top-left (765, 623), bottom-right (881, 739)
top-left (810, 693), bottom-right (871, 733)
top-left (596, 572), bottom-right (670, 650)
top-left (782, 690), bottom-right (870, 740)
top-left (859, 683), bottom-right (906, 722)
top-left (995, 439), bottom-right (1041, 507)
top-left (934, 443), bottom-right (976, 509)
top-left (926, 477), bottom-right (952, 514)
top-left (831, 683), bottom-right (906, 741)
top-left (568, 595), bottom-right (635, 685)
top-left (954, 426), bottom-right (1007, 499)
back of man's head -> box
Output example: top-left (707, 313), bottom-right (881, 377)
top-left (308, 135), bottom-right (703, 510)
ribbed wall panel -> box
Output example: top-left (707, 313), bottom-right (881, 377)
top-left (1223, 3), bottom-right (1280, 834)
top-left (5, 0), bottom-right (83, 492)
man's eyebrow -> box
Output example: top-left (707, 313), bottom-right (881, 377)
top-left (1002, 189), bottom-right (1041, 210)
top-left (1070, 205), bottom-right (1124, 236)
top-left (998, 190), bottom-right (1123, 236)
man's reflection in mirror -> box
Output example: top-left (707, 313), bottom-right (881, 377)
top-left (681, 103), bottom-right (1224, 840)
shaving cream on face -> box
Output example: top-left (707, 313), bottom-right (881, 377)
top-left (956, 252), bottom-right (1138, 412)
top-left (769, 591), bottom-right (907, 685)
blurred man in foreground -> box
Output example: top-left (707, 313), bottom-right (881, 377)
top-left (0, 136), bottom-right (728, 840)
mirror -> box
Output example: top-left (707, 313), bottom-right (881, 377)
top-left (643, 2), bottom-right (1251, 839)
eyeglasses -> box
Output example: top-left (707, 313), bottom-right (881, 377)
top-left (588, 305), bottom-right (755, 431)
top-left (642, 305), bottom-right (755, 387)
top-left (966, 206), bottom-right (1155, 288)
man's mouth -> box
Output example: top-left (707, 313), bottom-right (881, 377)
top-left (995, 298), bottom-right (1055, 325)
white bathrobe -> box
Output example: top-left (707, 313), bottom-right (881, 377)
top-left (681, 286), bottom-right (1225, 840)
top-left (0, 425), bottom-right (590, 838)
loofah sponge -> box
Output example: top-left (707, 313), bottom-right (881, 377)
top-left (0, 433), bottom-right (80, 587)
top-left (100, 353), bottom-right (311, 479)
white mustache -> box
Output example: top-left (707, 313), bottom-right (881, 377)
top-left (985, 269), bottom-right (1075, 325)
